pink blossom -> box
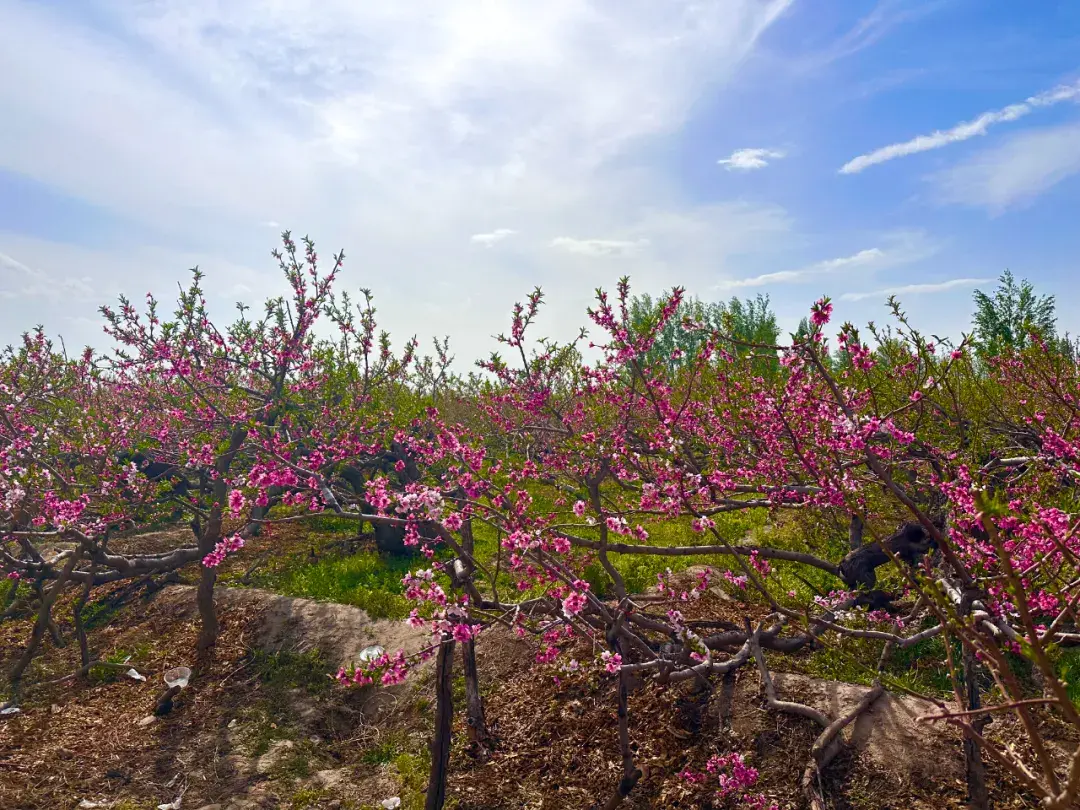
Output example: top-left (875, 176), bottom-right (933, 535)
top-left (810, 297), bottom-right (833, 327)
top-left (562, 590), bottom-right (588, 616)
top-left (451, 623), bottom-right (476, 643)
top-left (227, 488), bottom-right (246, 516)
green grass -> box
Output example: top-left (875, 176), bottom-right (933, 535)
top-left (246, 484), bottom-right (770, 622)
top-left (393, 751), bottom-right (431, 810)
top-left (263, 551), bottom-right (418, 619)
top-left (250, 647), bottom-right (333, 695)
top-left (302, 513), bottom-right (370, 534)
top-left (473, 494), bottom-right (769, 601)
top-left (232, 704), bottom-right (293, 757)
top-left (288, 787), bottom-right (331, 809)
top-left (80, 594), bottom-right (122, 631)
top-left (268, 738), bottom-right (322, 780)
top-left (884, 633), bottom-right (955, 694)
top-left (88, 643), bottom-right (153, 684)
top-left (230, 483), bottom-right (988, 707)
top-left (226, 649), bottom-right (335, 758)
top-left (360, 730), bottom-right (413, 765)
top-left (356, 731), bottom-right (429, 810)
top-left (1053, 647), bottom-right (1080, 708)
top-left (231, 510), bottom-right (452, 620)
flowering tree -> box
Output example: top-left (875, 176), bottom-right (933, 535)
top-left (0, 234), bottom-right (430, 699)
top-left (338, 283), bottom-right (1080, 809)
top-left (4, 239), bottom-right (1080, 809)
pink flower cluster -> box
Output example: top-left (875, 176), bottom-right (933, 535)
top-left (600, 651), bottom-right (622, 674)
top-left (680, 752), bottom-right (777, 810)
top-left (202, 534), bottom-right (245, 568)
top-left (335, 649), bottom-right (409, 688)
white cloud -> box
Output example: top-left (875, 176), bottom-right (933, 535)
top-left (551, 237), bottom-right (650, 257)
top-left (934, 121), bottom-right (1080, 212)
top-left (0, 0), bottom-right (796, 360)
top-left (0, 250), bottom-right (94, 302)
top-left (717, 147), bottom-right (785, 171)
top-left (804, 0), bottom-right (943, 69)
top-left (714, 229), bottom-right (940, 291)
top-left (716, 247), bottom-right (885, 289)
top-left (840, 277), bottom-right (989, 302)
top-left (840, 78), bottom-right (1080, 174)
top-left (470, 229), bottom-right (517, 247)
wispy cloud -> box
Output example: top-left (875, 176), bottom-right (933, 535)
top-left (840, 79), bottom-right (1080, 174)
top-left (810, 0), bottom-right (943, 68)
top-left (934, 121), bottom-right (1080, 212)
top-left (840, 277), bottom-right (989, 302)
top-left (0, 250), bottom-right (94, 301)
top-left (470, 229), bottom-right (517, 247)
top-left (718, 148), bottom-right (785, 171)
top-left (716, 247), bottom-right (884, 289)
top-left (550, 237), bottom-right (650, 257)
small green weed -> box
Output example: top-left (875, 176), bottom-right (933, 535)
top-left (233, 704), bottom-right (297, 756)
top-left (80, 597), bottom-right (121, 631)
top-left (269, 739), bottom-right (322, 780)
top-left (88, 644), bottom-right (153, 684)
top-left (1054, 647), bottom-right (1080, 708)
top-left (360, 731), bottom-right (410, 765)
top-left (289, 787), bottom-right (330, 809)
top-left (250, 648), bottom-right (332, 695)
top-left (393, 752), bottom-right (431, 810)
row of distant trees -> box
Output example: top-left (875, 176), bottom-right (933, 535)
top-left (628, 270), bottom-right (1074, 370)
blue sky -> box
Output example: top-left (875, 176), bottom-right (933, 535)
top-left (1, 0), bottom-right (1079, 362)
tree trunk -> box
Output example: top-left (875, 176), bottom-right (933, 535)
top-left (426, 634), bottom-right (456, 810)
top-left (72, 563), bottom-right (96, 669)
top-left (195, 492), bottom-right (221, 654)
top-left (195, 563), bottom-right (219, 653)
top-left (462, 638), bottom-right (491, 757)
top-left (962, 644), bottom-right (990, 810)
top-left (602, 634), bottom-right (641, 810)
top-left (718, 668), bottom-right (737, 733)
top-left (456, 508), bottom-right (490, 757)
top-left (196, 425), bottom-right (248, 654)
top-left (848, 513), bottom-right (864, 551)
top-left (9, 547), bottom-right (82, 697)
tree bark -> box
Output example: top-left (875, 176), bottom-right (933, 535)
top-left (9, 546), bottom-right (82, 697)
top-left (196, 424), bottom-right (248, 653)
top-left (849, 513), bottom-right (864, 551)
top-left (462, 637), bottom-right (491, 757)
top-left (602, 630), bottom-right (641, 810)
top-left (963, 645), bottom-right (990, 810)
top-left (426, 634), bottom-right (456, 810)
top-left (72, 561), bottom-right (96, 669)
top-left (195, 562), bottom-right (219, 653)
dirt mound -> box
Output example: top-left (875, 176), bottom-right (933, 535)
top-left (732, 671), bottom-right (964, 788)
top-left (158, 585), bottom-right (429, 670)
